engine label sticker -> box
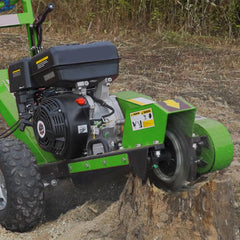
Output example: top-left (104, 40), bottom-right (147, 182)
top-left (78, 124), bottom-right (88, 134)
top-left (127, 97), bottom-right (155, 106)
top-left (43, 71), bottom-right (55, 82)
top-left (130, 108), bottom-right (155, 131)
top-left (12, 68), bottom-right (21, 78)
top-left (36, 56), bottom-right (49, 69)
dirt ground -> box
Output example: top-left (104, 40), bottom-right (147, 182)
top-left (0, 29), bottom-right (240, 239)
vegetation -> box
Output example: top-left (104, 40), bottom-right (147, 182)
top-left (29, 0), bottom-right (240, 38)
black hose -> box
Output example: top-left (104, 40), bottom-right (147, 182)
top-left (90, 96), bottom-right (115, 124)
top-left (0, 119), bottom-right (21, 139)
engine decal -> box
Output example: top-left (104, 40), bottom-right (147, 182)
top-left (127, 97), bottom-right (155, 106)
top-left (12, 68), bottom-right (21, 75)
top-left (43, 71), bottom-right (55, 82)
top-left (37, 120), bottom-right (46, 138)
top-left (78, 124), bottom-right (88, 134)
top-left (130, 108), bottom-right (155, 131)
top-left (36, 56), bottom-right (49, 69)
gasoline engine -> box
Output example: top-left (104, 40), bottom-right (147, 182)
top-left (9, 42), bottom-right (125, 159)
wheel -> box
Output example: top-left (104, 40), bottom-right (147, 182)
top-left (149, 126), bottom-right (192, 190)
top-left (0, 138), bottom-right (44, 232)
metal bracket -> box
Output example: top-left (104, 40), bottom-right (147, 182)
top-left (196, 158), bottom-right (208, 168)
top-left (192, 135), bottom-right (210, 156)
top-left (192, 136), bottom-right (210, 148)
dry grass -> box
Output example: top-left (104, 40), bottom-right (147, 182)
top-left (24, 0), bottom-right (240, 37)
top-left (1, 25), bottom-right (240, 113)
top-left (110, 32), bottom-right (240, 114)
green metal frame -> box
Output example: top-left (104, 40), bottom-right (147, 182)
top-left (69, 153), bottom-right (129, 174)
top-left (116, 91), bottom-right (196, 146)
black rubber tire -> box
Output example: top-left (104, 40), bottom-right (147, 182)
top-left (150, 126), bottom-right (191, 191)
top-left (0, 138), bottom-right (44, 232)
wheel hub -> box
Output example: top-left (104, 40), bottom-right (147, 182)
top-left (153, 131), bottom-right (182, 183)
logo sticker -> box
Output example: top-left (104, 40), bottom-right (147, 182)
top-left (37, 120), bottom-right (46, 138)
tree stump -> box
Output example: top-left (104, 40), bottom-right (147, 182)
top-left (58, 173), bottom-right (235, 240)
top-left (118, 174), bottom-right (234, 240)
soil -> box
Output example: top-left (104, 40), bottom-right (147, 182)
top-left (0, 28), bottom-right (240, 239)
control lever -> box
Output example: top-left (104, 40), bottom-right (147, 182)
top-left (30, 3), bottom-right (54, 55)
top-left (34, 3), bottom-right (55, 29)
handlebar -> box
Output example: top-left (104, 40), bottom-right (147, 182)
top-left (33, 3), bottom-right (54, 28)
top-left (30, 3), bottom-right (54, 55)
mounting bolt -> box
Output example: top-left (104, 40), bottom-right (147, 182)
top-left (103, 160), bottom-right (107, 165)
top-left (122, 157), bottom-right (126, 162)
top-left (136, 144), bottom-right (142, 147)
top-left (153, 140), bottom-right (159, 144)
top-left (85, 163), bottom-right (89, 168)
top-left (154, 150), bottom-right (161, 158)
top-left (51, 179), bottom-right (58, 187)
top-left (105, 77), bottom-right (112, 83)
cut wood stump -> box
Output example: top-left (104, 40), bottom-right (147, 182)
top-left (119, 173), bottom-right (234, 240)
top-left (59, 173), bottom-right (235, 240)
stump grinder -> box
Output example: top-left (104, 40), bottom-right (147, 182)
top-left (0, 0), bottom-right (234, 232)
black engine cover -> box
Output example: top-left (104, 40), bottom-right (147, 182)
top-left (33, 94), bottom-right (90, 159)
top-left (30, 42), bottom-right (119, 88)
